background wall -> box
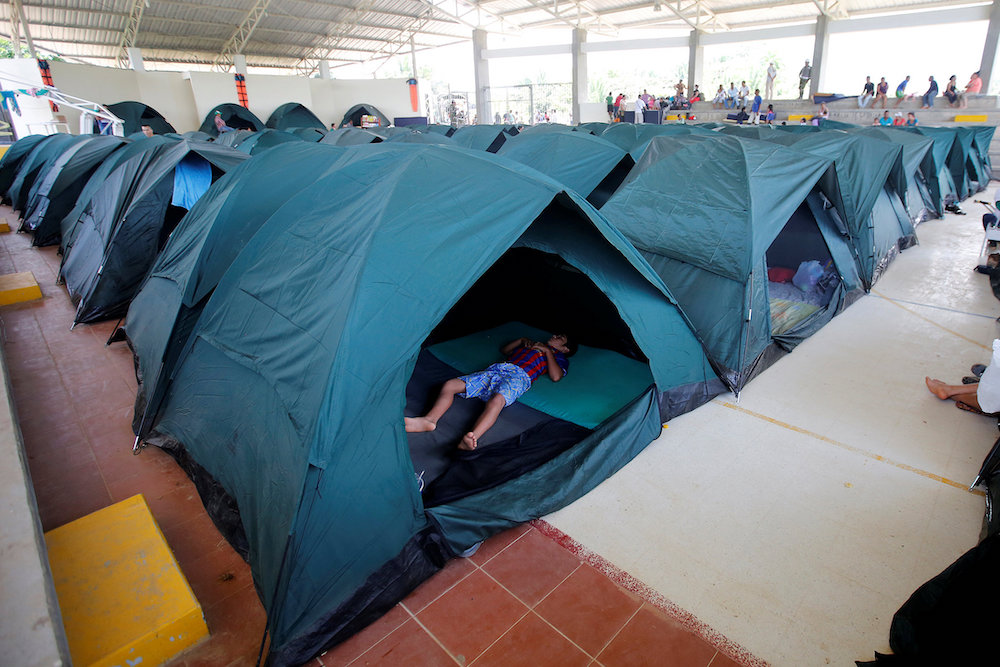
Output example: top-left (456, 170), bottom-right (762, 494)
top-left (0, 59), bottom-right (419, 138)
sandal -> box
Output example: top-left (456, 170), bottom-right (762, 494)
top-left (963, 376), bottom-right (981, 384)
top-left (972, 363), bottom-right (988, 377)
top-left (956, 401), bottom-right (1000, 417)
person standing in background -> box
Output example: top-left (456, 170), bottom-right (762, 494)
top-left (634, 95), bottom-right (646, 124)
top-left (765, 62), bottom-right (777, 100)
top-left (798, 60), bottom-right (812, 99)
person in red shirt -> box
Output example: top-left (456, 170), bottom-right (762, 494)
top-left (405, 334), bottom-right (575, 450)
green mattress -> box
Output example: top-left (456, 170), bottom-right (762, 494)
top-left (427, 321), bottom-right (654, 429)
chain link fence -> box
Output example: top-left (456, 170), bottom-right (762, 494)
top-left (486, 83), bottom-right (573, 125)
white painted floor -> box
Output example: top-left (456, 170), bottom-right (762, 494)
top-left (549, 185), bottom-right (1000, 666)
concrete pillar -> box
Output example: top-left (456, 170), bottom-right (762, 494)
top-left (233, 54), bottom-right (248, 77)
top-left (688, 29), bottom-right (703, 98)
top-left (127, 47), bottom-right (145, 72)
top-left (979, 0), bottom-right (1000, 93)
top-left (571, 28), bottom-right (587, 125)
top-left (319, 61), bottom-right (331, 79)
top-left (809, 14), bottom-right (830, 98)
top-left (473, 29), bottom-right (491, 125)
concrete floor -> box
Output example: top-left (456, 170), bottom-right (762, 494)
top-left (547, 187), bottom-right (999, 666)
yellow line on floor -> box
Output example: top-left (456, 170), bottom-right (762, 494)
top-left (716, 400), bottom-right (984, 496)
top-left (872, 289), bottom-right (991, 351)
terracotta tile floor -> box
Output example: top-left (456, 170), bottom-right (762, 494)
top-left (0, 207), bottom-right (758, 667)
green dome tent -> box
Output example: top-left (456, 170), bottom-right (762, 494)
top-left (106, 101), bottom-right (176, 135)
top-left (126, 142), bottom-right (722, 666)
top-left (60, 138), bottom-right (247, 323)
top-left (5, 133), bottom-right (83, 213)
top-left (897, 126), bottom-right (961, 214)
top-left (602, 134), bottom-right (863, 393)
top-left (199, 103), bottom-right (266, 137)
top-left (266, 102), bottom-right (325, 131)
top-left (20, 135), bottom-right (129, 246)
top-left (424, 124), bottom-right (457, 137)
top-left (496, 130), bottom-right (634, 208)
top-left (576, 122), bottom-right (610, 135)
top-left (319, 127), bottom-right (383, 146)
top-left (213, 128), bottom-right (303, 155)
top-left (0, 134), bottom-right (48, 195)
top-left (600, 123), bottom-right (716, 157)
top-left (849, 127), bottom-right (937, 224)
top-left (449, 125), bottom-right (510, 152)
top-left (339, 103), bottom-right (389, 128)
top-left (290, 127), bottom-right (326, 143)
top-left (382, 130), bottom-right (453, 145)
top-left (734, 129), bottom-right (914, 289)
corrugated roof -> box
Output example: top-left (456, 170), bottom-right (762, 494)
top-left (0, 0), bottom-right (987, 73)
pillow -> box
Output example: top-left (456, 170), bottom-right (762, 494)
top-left (767, 267), bottom-right (796, 283)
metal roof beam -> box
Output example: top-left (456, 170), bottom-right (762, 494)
top-left (10, 0), bottom-right (37, 57)
top-left (214, 0), bottom-right (272, 71)
top-left (116, 0), bottom-right (145, 69)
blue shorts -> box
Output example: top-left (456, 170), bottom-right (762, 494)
top-left (459, 363), bottom-right (532, 407)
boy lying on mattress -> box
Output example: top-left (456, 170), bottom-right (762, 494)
top-left (405, 334), bottom-right (577, 450)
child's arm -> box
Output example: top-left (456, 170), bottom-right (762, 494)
top-left (501, 337), bottom-right (529, 356)
top-left (530, 343), bottom-right (565, 382)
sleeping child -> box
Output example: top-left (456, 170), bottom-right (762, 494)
top-left (405, 334), bottom-right (576, 450)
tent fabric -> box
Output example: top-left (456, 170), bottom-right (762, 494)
top-left (125, 142), bottom-right (720, 666)
top-left (600, 133), bottom-right (851, 391)
top-left (290, 127), bottom-right (327, 143)
top-left (599, 123), bottom-right (716, 157)
top-left (214, 128), bottom-right (303, 155)
top-left (898, 126), bottom-right (960, 213)
top-left (576, 122), bottom-right (610, 135)
top-left (339, 103), bottom-right (390, 129)
top-left (424, 124), bottom-right (457, 137)
top-left (320, 127), bottom-right (383, 146)
top-left (20, 135), bottom-right (129, 246)
top-left (171, 153), bottom-right (213, 209)
top-left (382, 131), bottom-right (453, 145)
top-left (198, 103), bottom-right (266, 138)
top-left (6, 134), bottom-right (83, 213)
top-left (496, 130), bottom-right (634, 208)
top-left (106, 101), bottom-right (176, 136)
top-left (59, 135), bottom-right (180, 256)
top-left (850, 127), bottom-right (936, 224)
top-left (61, 138), bottom-right (247, 323)
top-left (449, 125), bottom-right (510, 153)
top-left (516, 123), bottom-right (575, 136)
top-left (0, 134), bottom-right (48, 195)
top-left (266, 103), bottom-right (325, 131)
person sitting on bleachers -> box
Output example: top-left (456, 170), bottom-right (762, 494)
top-left (959, 72), bottom-right (983, 109)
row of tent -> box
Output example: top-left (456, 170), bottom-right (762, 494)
top-left (105, 100), bottom-right (392, 137)
top-left (0, 117), bottom-right (994, 666)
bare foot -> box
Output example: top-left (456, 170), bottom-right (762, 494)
top-left (405, 416), bottom-right (437, 433)
top-left (925, 377), bottom-right (951, 400)
top-left (458, 432), bottom-right (478, 451)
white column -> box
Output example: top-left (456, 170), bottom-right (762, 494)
top-left (319, 61), bottom-right (331, 79)
top-left (688, 29), bottom-right (703, 97)
top-left (980, 0), bottom-right (1000, 93)
top-left (810, 15), bottom-right (830, 98)
top-left (571, 28), bottom-right (587, 125)
top-left (233, 54), bottom-right (248, 76)
top-left (473, 29), bottom-right (491, 125)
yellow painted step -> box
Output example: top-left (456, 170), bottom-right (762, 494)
top-left (955, 114), bottom-right (988, 122)
top-left (787, 113), bottom-right (812, 122)
top-left (0, 271), bottom-right (42, 305)
top-left (45, 495), bottom-right (208, 667)
top-left (0, 218), bottom-right (9, 233)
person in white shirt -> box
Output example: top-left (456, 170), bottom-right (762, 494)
top-left (726, 82), bottom-right (738, 109)
top-left (634, 95), bottom-right (646, 124)
top-left (765, 63), bottom-right (777, 99)
top-left (738, 81), bottom-right (750, 107)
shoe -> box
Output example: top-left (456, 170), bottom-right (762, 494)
top-left (963, 376), bottom-right (980, 384)
top-left (972, 363), bottom-right (988, 377)
top-left (458, 541), bottom-right (483, 558)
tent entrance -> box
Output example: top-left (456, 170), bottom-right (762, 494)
top-left (406, 247), bottom-right (653, 507)
top-left (765, 202), bottom-right (841, 337)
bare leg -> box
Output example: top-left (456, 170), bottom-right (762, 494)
top-left (459, 394), bottom-right (506, 451)
top-left (405, 378), bottom-right (466, 433)
top-left (925, 377), bottom-right (979, 401)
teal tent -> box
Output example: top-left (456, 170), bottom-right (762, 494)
top-left (213, 128), bottom-right (303, 155)
top-left (61, 138), bottom-right (247, 323)
top-left (199, 103), bottom-right (266, 137)
top-left (898, 126), bottom-right (961, 213)
top-left (496, 130), bottom-right (634, 208)
top-left (20, 135), bottom-right (129, 246)
top-left (576, 122), bottom-right (610, 135)
top-left (6, 133), bottom-right (83, 213)
top-left (266, 103), bottom-right (325, 131)
top-left (954, 126), bottom-right (990, 193)
top-left (290, 127), bottom-right (326, 143)
top-left (971, 126), bottom-right (996, 181)
top-left (339, 103), bottom-right (389, 128)
top-left (600, 123), bottom-right (716, 156)
top-left (320, 127), bottom-right (382, 146)
top-left (383, 130), bottom-right (453, 145)
top-left (0, 134), bottom-right (49, 195)
top-left (449, 125), bottom-right (510, 152)
top-left (817, 119), bottom-right (858, 130)
top-left (106, 101), bottom-right (176, 135)
top-left (602, 134), bottom-right (862, 392)
top-left (742, 130), bottom-right (912, 288)
top-left (850, 127), bottom-right (937, 224)
top-left (125, 143), bottom-right (721, 666)
top-left (515, 123), bottom-right (575, 136)
top-left (424, 124), bottom-right (457, 137)
top-left (59, 136), bottom-right (180, 256)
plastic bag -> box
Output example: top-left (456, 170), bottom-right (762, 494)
top-left (792, 260), bottom-right (824, 292)
top-left (977, 339), bottom-right (1000, 413)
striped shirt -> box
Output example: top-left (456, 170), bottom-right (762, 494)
top-left (506, 345), bottom-right (569, 383)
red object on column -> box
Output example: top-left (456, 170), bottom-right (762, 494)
top-left (235, 74), bottom-right (249, 108)
top-left (407, 78), bottom-right (418, 112)
top-left (37, 59), bottom-right (59, 112)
